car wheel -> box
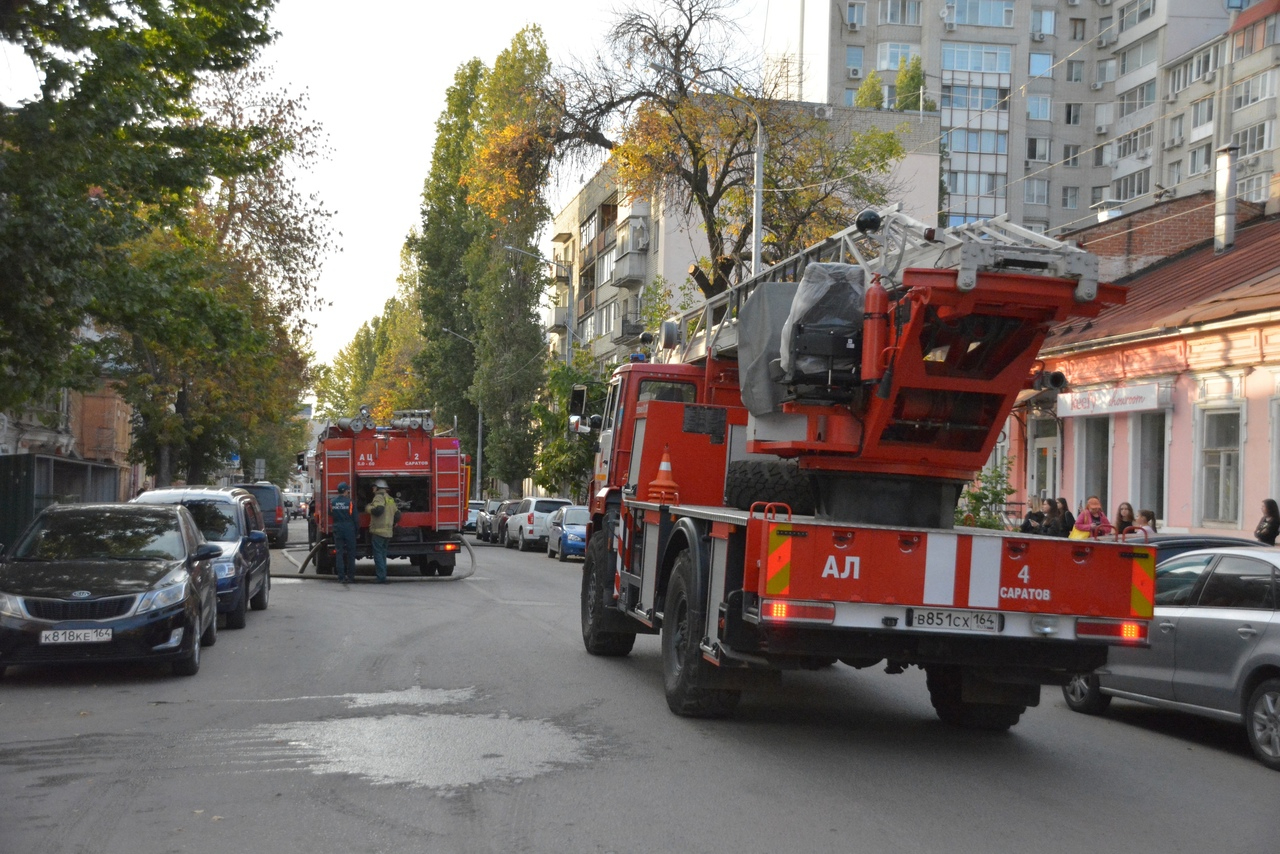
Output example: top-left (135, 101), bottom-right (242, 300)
top-left (1246, 678), bottom-right (1280, 771)
top-left (1062, 672), bottom-right (1111, 715)
top-left (557, 538), bottom-right (568, 562)
top-left (173, 611), bottom-right (202, 676)
top-left (546, 539), bottom-right (555, 559)
top-left (580, 531), bottom-right (636, 657)
top-left (662, 549), bottom-right (740, 717)
top-left (226, 586), bottom-right (248, 629)
top-left (250, 573), bottom-right (270, 611)
top-left (518, 529), bottom-right (530, 552)
top-left (201, 606), bottom-right (218, 647)
top-left (437, 565), bottom-right (455, 577)
top-left (504, 527), bottom-right (515, 549)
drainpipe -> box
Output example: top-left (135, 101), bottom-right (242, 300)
top-left (1214, 143), bottom-right (1239, 254)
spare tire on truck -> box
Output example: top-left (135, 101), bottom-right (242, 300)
top-left (724, 460), bottom-right (815, 516)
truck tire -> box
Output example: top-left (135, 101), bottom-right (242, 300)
top-left (580, 532), bottom-right (635, 657)
top-left (316, 540), bottom-right (334, 575)
top-left (662, 550), bottom-right (740, 717)
top-left (925, 665), bottom-right (1024, 732)
top-left (724, 460), bottom-right (815, 516)
top-left (1062, 672), bottom-right (1111, 715)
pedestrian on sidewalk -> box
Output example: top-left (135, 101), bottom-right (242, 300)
top-left (330, 482), bottom-right (357, 585)
top-left (1255, 498), bottom-right (1279, 545)
top-left (366, 479), bottom-right (398, 584)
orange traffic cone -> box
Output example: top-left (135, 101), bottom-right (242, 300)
top-left (647, 445), bottom-right (680, 504)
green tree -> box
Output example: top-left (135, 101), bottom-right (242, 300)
top-left (0, 0), bottom-right (276, 411)
top-left (314, 323), bottom-right (379, 421)
top-left (894, 56), bottom-right (936, 112)
top-left (955, 458), bottom-right (1017, 529)
top-left (533, 349), bottom-right (606, 502)
top-left (854, 71), bottom-right (884, 108)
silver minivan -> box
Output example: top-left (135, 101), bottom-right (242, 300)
top-left (505, 497), bottom-right (571, 552)
top-left (1063, 547), bottom-right (1280, 770)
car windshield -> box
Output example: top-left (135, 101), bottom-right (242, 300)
top-left (535, 500), bottom-right (569, 513)
top-left (12, 507), bottom-right (185, 561)
top-left (562, 508), bottom-right (589, 525)
top-left (183, 502), bottom-right (241, 542)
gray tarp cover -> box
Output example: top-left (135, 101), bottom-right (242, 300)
top-left (737, 281), bottom-right (798, 416)
top-left (780, 262), bottom-right (866, 377)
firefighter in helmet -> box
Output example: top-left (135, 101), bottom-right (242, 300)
top-left (365, 478), bottom-right (397, 584)
top-left (329, 481), bottom-right (357, 585)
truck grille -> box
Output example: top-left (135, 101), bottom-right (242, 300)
top-left (24, 596), bottom-right (136, 621)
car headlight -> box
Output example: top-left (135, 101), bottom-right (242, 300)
top-left (567, 533), bottom-right (584, 542)
top-left (0, 592), bottom-right (24, 618)
top-left (138, 571), bottom-right (190, 614)
top-left (213, 560), bottom-right (236, 580)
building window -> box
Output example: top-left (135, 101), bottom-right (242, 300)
top-left (1167, 159), bottom-right (1182, 186)
top-left (1028, 95), bottom-right (1051, 120)
top-left (1135, 410), bottom-right (1166, 521)
top-left (879, 0), bottom-right (921, 25)
top-left (1231, 121), bottom-right (1272, 157)
top-left (1189, 143), bottom-right (1212, 175)
top-left (1025, 178), bottom-right (1049, 205)
top-left (952, 0), bottom-right (1015, 28)
top-left (1170, 44), bottom-right (1224, 93)
top-left (1113, 167), bottom-right (1149, 201)
top-left (877, 42), bottom-right (920, 71)
top-left (847, 2), bottom-right (867, 26)
top-left (1093, 143), bottom-right (1112, 167)
top-left (1201, 409), bottom-right (1240, 524)
top-left (1090, 186), bottom-right (1108, 206)
top-left (1191, 95), bottom-right (1214, 128)
top-left (1062, 144), bottom-right (1080, 167)
top-left (941, 85), bottom-right (1011, 110)
top-left (942, 42), bottom-right (1013, 72)
top-left (1119, 37), bottom-right (1158, 76)
top-left (1096, 59), bottom-right (1117, 84)
top-left (1027, 136), bottom-right (1050, 161)
top-left (1232, 16), bottom-right (1275, 61)
top-left (1029, 53), bottom-right (1053, 78)
top-left (1116, 123), bottom-right (1153, 157)
top-left (945, 171), bottom-right (1007, 197)
top-left (1062, 186), bottom-right (1079, 209)
top-left (1030, 9), bottom-right (1055, 35)
top-left (1118, 80), bottom-right (1156, 118)
top-left (946, 128), bottom-right (1009, 153)
top-left (1239, 173), bottom-right (1269, 202)
top-left (1168, 113), bottom-right (1184, 139)
top-left (1067, 60), bottom-right (1084, 82)
top-left (844, 88), bottom-right (858, 107)
top-left (1070, 18), bottom-right (1086, 40)
top-left (1118, 0), bottom-right (1154, 34)
top-left (1081, 416), bottom-right (1111, 513)
top-left (1232, 71), bottom-right (1274, 110)
top-left (846, 46), bottom-right (865, 72)
top-left (1065, 103), bottom-right (1082, 125)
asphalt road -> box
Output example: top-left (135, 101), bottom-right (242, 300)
top-left (0, 533), bottom-right (1273, 854)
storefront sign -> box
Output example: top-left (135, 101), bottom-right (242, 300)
top-left (1056, 383), bottom-right (1161, 417)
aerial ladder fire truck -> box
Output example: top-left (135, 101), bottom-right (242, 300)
top-left (570, 207), bottom-right (1155, 728)
top-left (310, 408), bottom-right (465, 577)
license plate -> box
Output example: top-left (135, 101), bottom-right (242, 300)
top-left (908, 608), bottom-right (1001, 633)
top-left (40, 628), bottom-right (113, 644)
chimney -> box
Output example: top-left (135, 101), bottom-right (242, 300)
top-left (1215, 144), bottom-right (1240, 253)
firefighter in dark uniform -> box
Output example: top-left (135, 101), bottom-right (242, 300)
top-left (329, 481), bottom-right (357, 585)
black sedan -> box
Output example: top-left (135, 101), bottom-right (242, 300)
top-left (0, 503), bottom-right (220, 677)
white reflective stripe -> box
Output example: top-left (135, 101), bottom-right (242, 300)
top-left (923, 533), bottom-right (957, 605)
top-left (968, 537), bottom-right (1003, 608)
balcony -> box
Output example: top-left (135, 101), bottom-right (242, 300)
top-left (579, 222), bottom-right (617, 272)
top-left (611, 314), bottom-right (646, 344)
top-left (549, 306), bottom-right (570, 332)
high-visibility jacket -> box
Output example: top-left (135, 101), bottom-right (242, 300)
top-left (366, 492), bottom-right (397, 538)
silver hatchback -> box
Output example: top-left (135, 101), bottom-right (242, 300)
top-left (1063, 546), bottom-right (1280, 770)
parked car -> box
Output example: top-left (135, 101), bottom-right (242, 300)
top-left (476, 499), bottom-right (503, 542)
top-left (1062, 545), bottom-right (1280, 771)
top-left (506, 497), bottom-right (572, 552)
top-left (133, 486), bottom-right (270, 629)
top-left (231, 482), bottom-right (289, 548)
top-left (0, 503), bottom-right (220, 677)
top-left (494, 500), bottom-right (520, 546)
top-left (465, 500), bottom-right (484, 533)
top-left (546, 505), bottom-right (589, 561)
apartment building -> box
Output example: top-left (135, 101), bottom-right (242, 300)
top-left (767, 0), bottom-right (1266, 233)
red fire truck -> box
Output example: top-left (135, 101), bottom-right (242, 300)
top-left (312, 408), bottom-right (465, 576)
top-left (572, 209), bottom-right (1155, 728)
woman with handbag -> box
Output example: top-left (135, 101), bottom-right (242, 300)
top-left (1070, 495), bottom-right (1112, 540)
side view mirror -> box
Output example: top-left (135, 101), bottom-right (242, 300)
top-left (191, 543), bottom-right (223, 562)
top-left (569, 384), bottom-right (588, 417)
top-left (247, 531), bottom-right (268, 544)
top-left (569, 414), bottom-right (594, 435)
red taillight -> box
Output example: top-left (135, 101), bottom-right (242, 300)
top-left (760, 599), bottom-right (836, 624)
top-left (1076, 618), bottom-right (1149, 645)
top-left (528, 513), bottom-right (534, 524)
top-left (440, 542), bottom-right (461, 552)
top-left (276, 506), bottom-right (284, 523)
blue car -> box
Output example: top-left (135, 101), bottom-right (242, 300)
top-left (546, 506), bottom-right (589, 562)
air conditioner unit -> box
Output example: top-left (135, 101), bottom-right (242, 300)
top-left (1032, 32), bottom-right (1046, 42)
top-left (1068, 0), bottom-right (1080, 5)
top-left (1241, 155), bottom-right (1260, 171)
top-left (1091, 82), bottom-right (1104, 90)
top-left (1172, 136), bottom-right (1184, 147)
top-left (944, 21), bottom-right (956, 31)
top-left (1162, 138), bottom-right (1178, 150)
top-left (1097, 0), bottom-right (1112, 5)
top-left (1135, 150), bottom-right (1150, 161)
top-left (1203, 70), bottom-right (1216, 83)
top-left (1164, 93), bottom-right (1177, 103)
top-left (1095, 124), bottom-right (1110, 134)
top-left (847, 21), bottom-right (860, 32)
top-left (847, 67), bottom-right (862, 80)
top-left (1097, 35), bottom-right (1113, 47)
top-left (814, 105), bottom-right (834, 120)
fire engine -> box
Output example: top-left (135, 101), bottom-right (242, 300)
top-left (570, 207), bottom-right (1155, 728)
top-left (311, 408), bottom-right (465, 576)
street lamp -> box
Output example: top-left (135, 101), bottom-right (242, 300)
top-left (441, 327), bottom-right (483, 501)
top-left (503, 244), bottom-right (575, 364)
top-left (648, 62), bottom-right (764, 275)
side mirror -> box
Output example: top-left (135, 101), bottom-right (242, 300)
top-left (191, 543), bottom-right (223, 562)
top-left (569, 384), bottom-right (588, 417)
top-left (247, 531), bottom-right (268, 544)
top-left (569, 414), bottom-right (594, 435)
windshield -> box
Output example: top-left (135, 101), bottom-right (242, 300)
top-left (183, 502), bottom-right (242, 542)
top-left (13, 507), bottom-right (185, 561)
top-left (562, 508), bottom-right (589, 526)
